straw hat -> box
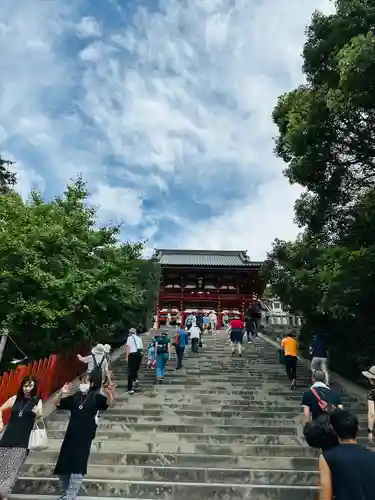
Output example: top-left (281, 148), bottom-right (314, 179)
top-left (91, 343), bottom-right (105, 356)
top-left (362, 366), bottom-right (375, 380)
top-left (103, 344), bottom-right (111, 354)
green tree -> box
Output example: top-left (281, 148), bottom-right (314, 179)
top-left (0, 177), bottom-right (159, 366)
top-left (273, 1), bottom-right (375, 235)
top-left (268, 0), bottom-right (375, 379)
top-left (0, 155), bottom-right (16, 194)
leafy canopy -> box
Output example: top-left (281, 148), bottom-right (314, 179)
top-left (267, 0), bottom-right (375, 379)
top-left (0, 173), bottom-right (159, 363)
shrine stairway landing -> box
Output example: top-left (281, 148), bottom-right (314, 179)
top-left (12, 330), bottom-right (367, 499)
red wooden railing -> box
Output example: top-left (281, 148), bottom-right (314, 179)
top-left (0, 345), bottom-right (89, 424)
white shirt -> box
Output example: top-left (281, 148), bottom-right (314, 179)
top-left (189, 325), bottom-right (201, 339)
top-left (126, 334), bottom-right (143, 353)
top-left (209, 313), bottom-right (217, 321)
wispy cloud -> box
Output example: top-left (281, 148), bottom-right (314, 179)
top-left (0, 0), bottom-right (334, 258)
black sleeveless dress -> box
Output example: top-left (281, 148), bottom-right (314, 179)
top-left (0, 396), bottom-right (37, 448)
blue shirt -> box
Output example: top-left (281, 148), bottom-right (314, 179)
top-left (203, 317), bottom-right (209, 325)
top-left (177, 329), bottom-right (188, 347)
top-left (310, 338), bottom-right (327, 358)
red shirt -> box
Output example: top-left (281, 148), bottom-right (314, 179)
top-left (230, 319), bottom-right (243, 329)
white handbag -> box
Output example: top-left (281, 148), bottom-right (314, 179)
top-left (28, 419), bottom-right (48, 450)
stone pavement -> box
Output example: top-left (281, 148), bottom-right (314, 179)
top-left (12, 329), bottom-right (368, 499)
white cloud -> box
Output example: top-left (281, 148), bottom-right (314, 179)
top-left (76, 16), bottom-right (101, 38)
top-left (90, 184), bottom-right (143, 226)
top-left (180, 177), bottom-right (303, 261)
top-left (0, 0), bottom-right (335, 258)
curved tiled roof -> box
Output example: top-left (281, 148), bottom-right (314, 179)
top-left (153, 249), bottom-right (261, 267)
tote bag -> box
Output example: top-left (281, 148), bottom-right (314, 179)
top-left (28, 419), bottom-right (48, 450)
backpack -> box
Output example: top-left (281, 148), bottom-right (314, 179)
top-left (172, 333), bottom-right (179, 347)
top-left (156, 337), bottom-right (169, 354)
top-left (303, 388), bottom-right (339, 449)
top-left (91, 354), bottom-right (105, 379)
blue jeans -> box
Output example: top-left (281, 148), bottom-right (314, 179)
top-left (156, 353), bottom-right (169, 378)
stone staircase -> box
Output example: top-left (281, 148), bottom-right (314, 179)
top-left (12, 329), bottom-right (368, 499)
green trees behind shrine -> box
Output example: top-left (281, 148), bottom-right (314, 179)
top-left (266, 0), bottom-right (375, 380)
top-left (0, 157), bottom-right (159, 368)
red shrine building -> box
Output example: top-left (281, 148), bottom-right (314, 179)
top-left (152, 249), bottom-right (265, 328)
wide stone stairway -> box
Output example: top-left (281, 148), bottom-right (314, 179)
top-left (13, 329), bottom-right (368, 499)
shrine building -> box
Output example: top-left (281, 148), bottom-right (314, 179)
top-left (152, 249), bottom-right (265, 328)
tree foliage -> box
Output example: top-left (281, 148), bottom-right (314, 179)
top-left (267, 0), bottom-right (375, 379)
top-left (0, 175), bottom-right (159, 366)
top-left (0, 156), bottom-right (16, 194)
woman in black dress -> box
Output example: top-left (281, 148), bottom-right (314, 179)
top-left (53, 372), bottom-right (115, 500)
top-left (0, 376), bottom-right (43, 500)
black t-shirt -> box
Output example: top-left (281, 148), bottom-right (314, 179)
top-left (301, 385), bottom-right (342, 420)
top-left (323, 444), bottom-right (375, 500)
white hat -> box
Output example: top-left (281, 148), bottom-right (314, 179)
top-left (104, 344), bottom-right (111, 354)
top-left (91, 343), bottom-right (105, 356)
top-left (129, 327), bottom-right (137, 334)
top-left (362, 366), bottom-right (375, 380)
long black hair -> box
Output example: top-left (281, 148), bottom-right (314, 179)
top-left (17, 375), bottom-right (38, 399)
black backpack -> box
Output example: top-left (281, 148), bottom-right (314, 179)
top-left (91, 354), bottom-right (105, 380)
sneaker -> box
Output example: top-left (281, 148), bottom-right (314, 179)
top-left (128, 390), bottom-right (135, 395)
top-left (290, 379), bottom-right (296, 389)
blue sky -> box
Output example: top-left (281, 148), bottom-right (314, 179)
top-left (0, 0), bottom-right (333, 259)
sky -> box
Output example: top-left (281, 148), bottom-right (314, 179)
top-left (0, 0), bottom-right (334, 260)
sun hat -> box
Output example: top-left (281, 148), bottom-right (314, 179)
top-left (91, 343), bottom-right (105, 356)
top-left (129, 327), bottom-right (137, 334)
top-left (104, 344), bottom-right (111, 354)
top-left (362, 366), bottom-right (375, 379)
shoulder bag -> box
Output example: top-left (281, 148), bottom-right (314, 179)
top-left (132, 335), bottom-right (144, 356)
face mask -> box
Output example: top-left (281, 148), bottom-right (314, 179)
top-left (79, 383), bottom-right (90, 393)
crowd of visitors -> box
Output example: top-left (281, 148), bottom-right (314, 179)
top-left (276, 331), bottom-right (375, 499)
top-left (1, 318), bottom-right (375, 500)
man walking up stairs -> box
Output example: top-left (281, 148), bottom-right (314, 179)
top-left (11, 328), bottom-right (368, 499)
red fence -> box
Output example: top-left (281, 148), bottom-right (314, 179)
top-left (0, 345), bottom-right (89, 424)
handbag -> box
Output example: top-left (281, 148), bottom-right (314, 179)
top-left (303, 388), bottom-right (338, 449)
top-left (28, 418), bottom-right (48, 450)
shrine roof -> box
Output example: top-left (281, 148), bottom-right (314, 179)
top-left (153, 249), bottom-right (262, 267)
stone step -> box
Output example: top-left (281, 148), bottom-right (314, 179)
top-left (45, 432), bottom-right (304, 446)
top-left (25, 451), bottom-right (318, 469)
top-left (41, 430), bottom-right (371, 447)
top-left (47, 416), bottom-right (301, 427)
top-left (52, 405), bottom-right (370, 420)
top-left (14, 477), bottom-right (318, 499)
top-left (99, 403), bottom-right (367, 413)
top-left (35, 439), bottom-right (318, 456)
top-left (109, 393), bottom-right (359, 404)
top-left (20, 463), bottom-right (319, 485)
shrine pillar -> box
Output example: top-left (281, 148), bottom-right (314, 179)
top-left (217, 294), bottom-right (221, 328)
top-left (156, 300), bottom-right (160, 329)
